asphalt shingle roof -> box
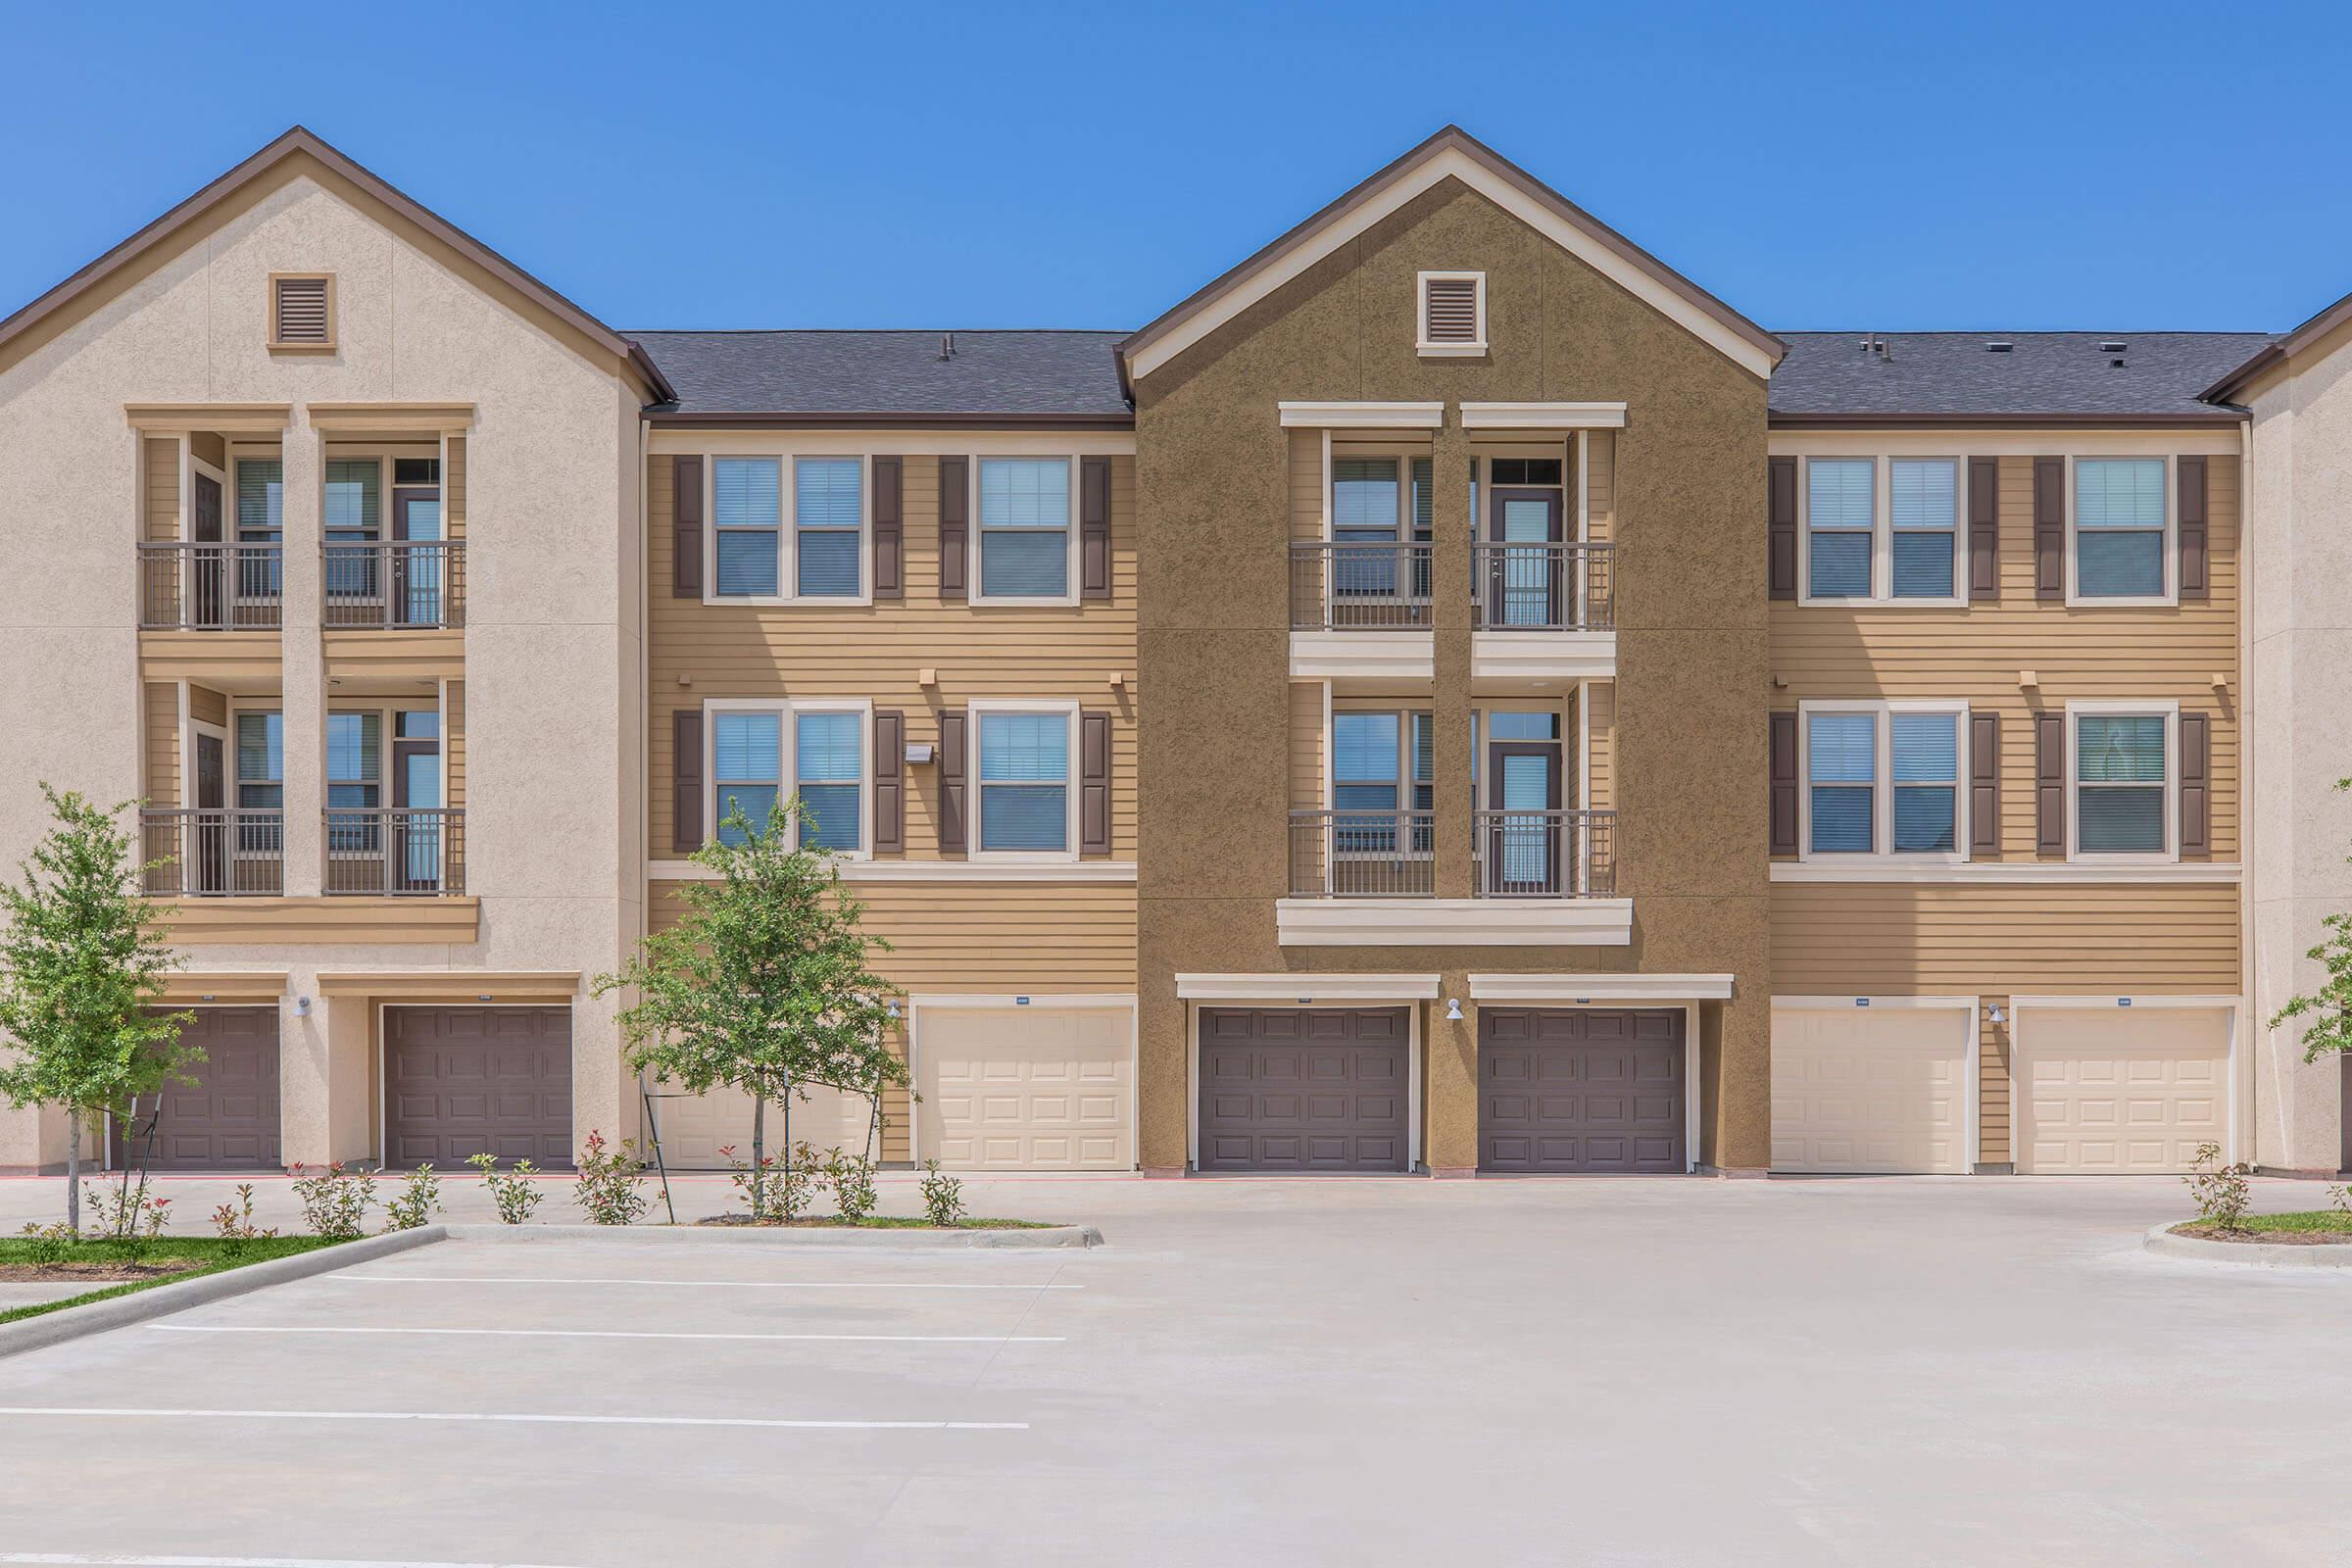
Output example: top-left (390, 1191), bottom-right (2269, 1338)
top-left (1767, 331), bottom-right (2274, 419)
top-left (628, 329), bottom-right (1131, 417)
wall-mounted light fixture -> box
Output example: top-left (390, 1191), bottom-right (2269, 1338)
top-left (1986, 1004), bottom-right (2008, 1025)
top-left (1445, 999), bottom-right (1464, 1022)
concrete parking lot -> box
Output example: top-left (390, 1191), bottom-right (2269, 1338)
top-left (0, 1176), bottom-right (2346, 1566)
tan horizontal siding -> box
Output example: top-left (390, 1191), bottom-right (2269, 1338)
top-left (1584, 430), bottom-right (1613, 544)
top-left (1769, 454), bottom-right (2239, 861)
top-left (144, 438), bottom-right (177, 543)
top-left (1979, 996), bottom-right (2012, 1165)
top-left (1290, 680), bottom-right (1323, 810)
top-left (446, 680), bottom-right (466, 812)
top-left (188, 683), bottom-right (226, 729)
top-left (1586, 681), bottom-right (1614, 811)
top-left (144, 683), bottom-right (177, 807)
top-left (1290, 429), bottom-right (1320, 542)
top-left (445, 435), bottom-right (466, 542)
top-left (648, 451), bottom-right (1137, 860)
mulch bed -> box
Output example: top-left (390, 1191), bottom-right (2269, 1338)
top-left (0, 1258), bottom-right (201, 1284)
top-left (2174, 1224), bottom-right (2352, 1246)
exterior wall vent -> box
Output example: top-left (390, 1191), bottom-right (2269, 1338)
top-left (1417, 271), bottom-right (1487, 357)
top-left (270, 273), bottom-right (334, 349)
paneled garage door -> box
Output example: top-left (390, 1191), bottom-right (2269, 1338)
top-left (916, 1006), bottom-right (1133, 1170)
top-left (2016, 1005), bottom-right (2230, 1174)
top-left (648, 1081), bottom-right (876, 1170)
top-left (110, 1007), bottom-right (281, 1171)
top-left (383, 1006), bottom-right (572, 1169)
top-left (1197, 1007), bottom-right (1408, 1173)
top-left (1479, 1008), bottom-right (1685, 1173)
top-left (1771, 1004), bottom-right (1970, 1174)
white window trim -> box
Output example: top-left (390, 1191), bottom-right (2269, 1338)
top-left (700, 453), bottom-right (875, 608)
top-left (968, 455), bottom-right (1081, 608)
top-left (967, 698), bottom-right (1081, 862)
top-left (1416, 270), bottom-right (1488, 357)
top-left (2065, 454), bottom-right (2177, 609)
top-left (1795, 455), bottom-right (1967, 609)
top-left (1795, 699), bottom-right (1971, 867)
top-left (702, 696), bottom-right (875, 860)
top-left (2065, 698), bottom-right (2179, 865)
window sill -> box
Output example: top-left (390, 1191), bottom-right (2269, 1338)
top-left (2063, 595), bottom-right (2179, 610)
top-left (1795, 595), bottom-right (1968, 610)
top-left (968, 596), bottom-right (1082, 610)
top-left (1415, 342), bottom-right (1488, 358)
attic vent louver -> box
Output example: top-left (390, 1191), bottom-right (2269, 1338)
top-left (1984, 341), bottom-right (2014, 353)
top-left (2098, 340), bottom-right (2127, 353)
top-left (1417, 272), bottom-right (1486, 355)
top-left (270, 274), bottom-right (332, 348)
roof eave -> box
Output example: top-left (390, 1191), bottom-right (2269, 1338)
top-left (1770, 410), bottom-right (2250, 429)
top-left (643, 409), bottom-right (1135, 429)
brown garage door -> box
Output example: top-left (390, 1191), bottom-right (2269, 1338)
top-left (110, 1007), bottom-right (280, 1171)
top-left (384, 1006), bottom-right (572, 1169)
top-left (1480, 1008), bottom-right (1685, 1173)
top-left (1198, 1007), bottom-right (1408, 1173)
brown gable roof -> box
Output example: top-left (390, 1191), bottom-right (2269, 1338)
top-left (1115, 124), bottom-right (1784, 392)
top-left (0, 125), bottom-right (674, 401)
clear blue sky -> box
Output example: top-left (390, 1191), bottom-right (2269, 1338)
top-left (5, 0), bottom-right (2347, 335)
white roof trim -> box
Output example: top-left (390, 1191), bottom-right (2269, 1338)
top-left (1469, 972), bottom-right (1735, 1003)
top-left (1276, 401), bottom-right (1446, 430)
top-left (1174, 972), bottom-right (1442, 1002)
top-left (1460, 402), bottom-right (1628, 430)
top-left (1128, 145), bottom-right (1779, 384)
top-left (2007, 994), bottom-right (2241, 1012)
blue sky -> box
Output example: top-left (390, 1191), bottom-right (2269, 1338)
top-left (4, 1), bottom-right (2347, 335)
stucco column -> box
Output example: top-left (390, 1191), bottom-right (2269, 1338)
top-left (1426, 415), bottom-right (1480, 1175)
top-left (278, 413), bottom-right (324, 899)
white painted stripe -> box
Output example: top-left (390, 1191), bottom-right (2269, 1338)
top-left (0, 1554), bottom-right (582, 1568)
top-left (150, 1325), bottom-right (1062, 1345)
top-left (0, 1407), bottom-right (1026, 1432)
top-left (335, 1275), bottom-right (1081, 1291)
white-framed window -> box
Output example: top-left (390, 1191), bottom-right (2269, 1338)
top-left (1797, 700), bottom-right (1969, 863)
top-left (2067, 699), bottom-right (2177, 862)
top-left (1798, 456), bottom-right (1966, 607)
top-left (969, 700), bottom-right (1078, 859)
top-left (2069, 456), bottom-right (2173, 606)
top-left (1416, 270), bottom-right (1488, 356)
top-left (704, 455), bottom-right (873, 606)
top-left (971, 457), bottom-right (1077, 604)
top-left (1330, 708), bottom-right (1435, 854)
top-left (705, 698), bottom-right (874, 856)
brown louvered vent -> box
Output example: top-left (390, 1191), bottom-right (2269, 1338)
top-left (270, 274), bottom-right (332, 347)
top-left (1421, 274), bottom-right (1483, 349)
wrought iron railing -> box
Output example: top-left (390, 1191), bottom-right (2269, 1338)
top-left (323, 808), bottom-right (466, 895)
top-left (137, 543), bottom-right (283, 630)
top-left (139, 808), bottom-right (284, 897)
top-left (1289, 542), bottom-right (1435, 631)
top-left (1287, 808), bottom-right (1436, 897)
top-left (322, 540), bottom-right (466, 629)
top-left (1473, 808), bottom-right (1616, 898)
top-left (1472, 542), bottom-right (1614, 631)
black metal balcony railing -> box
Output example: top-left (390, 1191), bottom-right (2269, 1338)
top-left (140, 808), bottom-right (284, 897)
top-left (1288, 808), bottom-right (1437, 897)
top-left (1472, 542), bottom-right (1615, 631)
top-left (1289, 542), bottom-right (1435, 631)
top-left (137, 543), bottom-right (284, 630)
top-left (324, 808), bottom-right (466, 895)
top-left (1474, 808), bottom-right (1617, 898)
top-left (322, 540), bottom-right (466, 629)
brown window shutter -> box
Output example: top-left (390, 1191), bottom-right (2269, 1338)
top-left (1080, 456), bottom-right (1112, 601)
top-left (2180, 711), bottom-right (2211, 855)
top-left (1768, 710), bottom-right (1798, 856)
top-left (936, 709), bottom-right (967, 852)
top-left (872, 710), bottom-right (905, 855)
top-left (872, 457), bottom-right (904, 600)
top-left (672, 456), bottom-right (704, 599)
top-left (937, 457), bottom-right (969, 599)
top-left (1079, 710), bottom-right (1111, 854)
top-left (2178, 456), bottom-right (2208, 601)
top-left (2034, 457), bottom-right (2065, 600)
top-left (1969, 710), bottom-right (2001, 858)
top-left (1968, 457), bottom-right (2000, 600)
top-left (672, 706), bottom-right (704, 853)
top-left (2034, 711), bottom-right (2066, 856)
top-left (1767, 457), bottom-right (1797, 601)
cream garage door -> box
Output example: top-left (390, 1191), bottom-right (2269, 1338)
top-left (1772, 1004), bottom-right (1970, 1174)
top-left (916, 1006), bottom-right (1134, 1170)
top-left (645, 1080), bottom-right (876, 1170)
top-left (2016, 1005), bottom-right (2231, 1174)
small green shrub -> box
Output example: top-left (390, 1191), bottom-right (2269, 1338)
top-left (2328, 1183), bottom-right (2351, 1218)
top-left (918, 1159), bottom-right (965, 1229)
top-left (822, 1146), bottom-right (879, 1222)
top-left (721, 1140), bottom-right (820, 1221)
top-left (289, 1163), bottom-right (376, 1241)
top-left (2184, 1142), bottom-right (2252, 1231)
top-left (18, 1222), bottom-right (75, 1270)
top-left (467, 1152), bottom-right (545, 1225)
top-left (383, 1165), bottom-right (442, 1232)
top-left (572, 1131), bottom-right (649, 1226)
top-left (208, 1184), bottom-right (276, 1255)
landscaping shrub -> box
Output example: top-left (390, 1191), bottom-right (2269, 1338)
top-left (572, 1131), bottom-right (649, 1226)
top-left (290, 1163), bottom-right (376, 1240)
top-left (2184, 1142), bottom-right (2252, 1231)
top-left (208, 1183), bottom-right (276, 1254)
top-left (823, 1146), bottom-right (879, 1222)
top-left (468, 1152), bottom-right (545, 1225)
top-left (721, 1141), bottom-right (820, 1221)
top-left (84, 1177), bottom-right (172, 1259)
top-left (383, 1165), bottom-right (442, 1232)
top-left (18, 1221), bottom-right (74, 1270)
top-left (919, 1159), bottom-right (965, 1228)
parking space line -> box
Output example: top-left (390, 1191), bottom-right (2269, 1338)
top-left (0, 1554), bottom-right (586, 1568)
top-left (333, 1275), bottom-right (1083, 1290)
top-left (149, 1326), bottom-right (1062, 1344)
top-left (0, 1407), bottom-right (1026, 1431)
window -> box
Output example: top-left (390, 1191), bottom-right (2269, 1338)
top-left (2074, 458), bottom-right (2167, 601)
top-left (1807, 711), bottom-right (1875, 853)
top-left (1333, 711), bottom-right (1401, 854)
top-left (1890, 712), bottom-right (1958, 852)
top-left (795, 458), bottom-right (861, 598)
top-left (1889, 459), bottom-right (1957, 599)
top-left (976, 709), bottom-right (1071, 854)
top-left (2074, 710), bottom-right (2170, 855)
top-left (270, 273), bottom-right (333, 348)
top-left (1334, 458), bottom-right (1400, 597)
top-left (322, 459), bottom-right (380, 600)
top-left (712, 458), bottom-right (781, 597)
top-left (977, 458), bottom-right (1072, 600)
top-left (1417, 270), bottom-right (1487, 355)
top-left (1800, 702), bottom-right (1969, 861)
top-left (235, 460), bottom-right (283, 545)
top-left (1800, 456), bottom-right (1965, 605)
top-left (1805, 459), bottom-right (1874, 599)
top-left (235, 711), bottom-right (283, 811)
top-left (710, 710), bottom-right (781, 844)
top-left (794, 710), bottom-right (862, 851)
top-left (324, 711), bottom-right (380, 857)
top-left (392, 457), bottom-right (440, 486)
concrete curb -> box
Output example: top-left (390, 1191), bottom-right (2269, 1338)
top-left (0, 1224), bottom-right (449, 1360)
top-left (445, 1222), bottom-right (1104, 1250)
top-left (2143, 1222), bottom-right (2352, 1269)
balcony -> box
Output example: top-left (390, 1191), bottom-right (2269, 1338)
top-left (1471, 541), bottom-right (1615, 681)
top-left (1472, 808), bottom-right (1616, 898)
top-left (1288, 542), bottom-right (1436, 679)
top-left (1276, 806), bottom-right (1630, 946)
top-left (323, 540), bottom-right (466, 630)
top-left (324, 808), bottom-right (466, 895)
top-left (140, 808), bottom-right (285, 897)
top-left (138, 543), bottom-right (283, 630)
top-left (1288, 808), bottom-right (1437, 898)
top-left (1287, 540), bottom-right (1617, 681)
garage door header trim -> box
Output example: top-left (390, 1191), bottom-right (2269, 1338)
top-left (1176, 973), bottom-right (1442, 1002)
top-left (1473, 973), bottom-right (1733, 1003)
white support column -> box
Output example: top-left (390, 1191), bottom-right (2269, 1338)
top-left (279, 413), bottom-right (324, 898)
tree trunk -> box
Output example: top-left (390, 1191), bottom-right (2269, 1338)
top-left (750, 1095), bottom-right (766, 1221)
top-left (64, 1112), bottom-right (81, 1233)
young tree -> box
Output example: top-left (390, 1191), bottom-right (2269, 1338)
top-left (2271, 778), bottom-right (2352, 1062)
top-left (592, 798), bottom-right (904, 1218)
top-left (0, 787), bottom-right (197, 1231)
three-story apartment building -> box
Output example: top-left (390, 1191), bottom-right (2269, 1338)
top-left (0, 124), bottom-right (2337, 1179)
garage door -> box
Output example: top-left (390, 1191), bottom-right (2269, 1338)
top-left (648, 1080), bottom-right (877, 1170)
top-left (1772, 1004), bottom-right (1969, 1174)
top-left (384, 1006), bottom-right (572, 1169)
top-left (1198, 1007), bottom-right (1408, 1173)
top-left (1480, 1008), bottom-right (1684, 1173)
top-left (916, 1006), bottom-right (1133, 1170)
top-left (2016, 1005), bottom-right (2230, 1174)
top-left (110, 1007), bottom-right (280, 1171)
